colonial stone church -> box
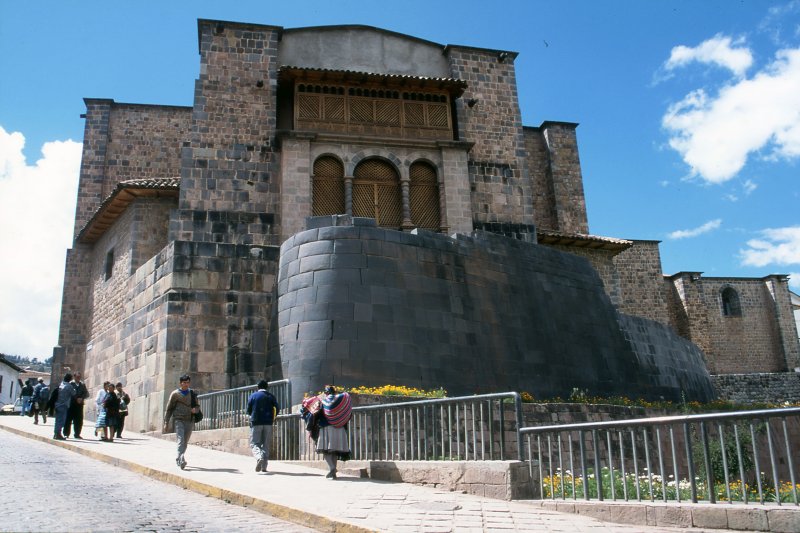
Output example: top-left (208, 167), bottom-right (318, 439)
top-left (53, 20), bottom-right (800, 431)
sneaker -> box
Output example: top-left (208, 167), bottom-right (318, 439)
top-left (255, 458), bottom-right (264, 472)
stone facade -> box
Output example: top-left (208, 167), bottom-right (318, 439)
top-left (53, 20), bottom-right (800, 432)
top-left (666, 274), bottom-right (800, 375)
top-left (712, 372), bottom-right (800, 404)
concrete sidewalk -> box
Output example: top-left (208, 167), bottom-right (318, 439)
top-left (0, 416), bottom-right (765, 532)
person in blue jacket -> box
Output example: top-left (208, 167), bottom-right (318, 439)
top-left (246, 380), bottom-right (279, 473)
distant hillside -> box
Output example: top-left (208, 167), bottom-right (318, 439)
top-left (0, 353), bottom-right (52, 373)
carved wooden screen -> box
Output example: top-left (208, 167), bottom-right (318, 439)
top-left (352, 159), bottom-right (401, 228)
top-left (409, 162), bottom-right (440, 230)
top-left (312, 156), bottom-right (345, 216)
top-left (295, 84), bottom-right (451, 139)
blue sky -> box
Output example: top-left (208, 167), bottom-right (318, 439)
top-left (1, 1), bottom-right (799, 358)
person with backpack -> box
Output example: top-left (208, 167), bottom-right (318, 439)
top-left (246, 379), bottom-right (279, 473)
top-left (316, 385), bottom-right (352, 480)
top-left (31, 378), bottom-right (50, 424)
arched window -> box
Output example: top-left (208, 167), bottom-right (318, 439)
top-left (352, 159), bottom-right (401, 228)
top-left (409, 161), bottom-right (440, 230)
top-left (721, 287), bottom-right (742, 317)
top-left (312, 156), bottom-right (345, 216)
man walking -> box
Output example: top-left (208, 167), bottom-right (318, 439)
top-left (163, 374), bottom-right (198, 470)
top-left (20, 380), bottom-right (33, 417)
top-left (53, 373), bottom-right (76, 440)
top-left (31, 378), bottom-right (50, 424)
top-left (64, 371), bottom-right (89, 439)
top-left (246, 379), bottom-right (279, 472)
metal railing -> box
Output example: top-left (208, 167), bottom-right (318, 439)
top-left (521, 407), bottom-right (800, 505)
top-left (195, 379), bottom-right (291, 431)
top-left (265, 392), bottom-right (525, 462)
top-left (347, 392), bottom-right (524, 461)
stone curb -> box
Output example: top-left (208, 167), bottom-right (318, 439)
top-left (527, 498), bottom-right (800, 532)
top-left (0, 424), bottom-right (373, 533)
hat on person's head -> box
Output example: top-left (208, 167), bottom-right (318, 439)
top-left (257, 379), bottom-right (268, 390)
top-left (323, 384), bottom-right (336, 395)
top-left (37, 378), bottom-right (44, 383)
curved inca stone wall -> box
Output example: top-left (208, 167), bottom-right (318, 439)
top-left (274, 216), bottom-right (715, 403)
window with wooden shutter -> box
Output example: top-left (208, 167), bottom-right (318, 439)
top-left (312, 156), bottom-right (345, 216)
top-left (409, 162), bottom-right (440, 230)
top-left (353, 159), bottom-right (401, 229)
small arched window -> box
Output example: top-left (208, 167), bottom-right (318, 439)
top-left (721, 287), bottom-right (742, 317)
top-left (409, 161), bottom-right (440, 230)
top-left (312, 156), bottom-right (345, 216)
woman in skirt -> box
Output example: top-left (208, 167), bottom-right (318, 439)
top-left (316, 385), bottom-right (352, 479)
top-left (94, 381), bottom-right (110, 439)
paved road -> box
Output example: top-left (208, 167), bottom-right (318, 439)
top-left (0, 430), bottom-right (318, 533)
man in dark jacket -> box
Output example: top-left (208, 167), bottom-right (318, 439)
top-left (64, 371), bottom-right (89, 439)
top-left (246, 380), bottom-right (279, 473)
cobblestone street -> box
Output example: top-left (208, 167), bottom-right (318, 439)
top-left (0, 429), bottom-right (317, 532)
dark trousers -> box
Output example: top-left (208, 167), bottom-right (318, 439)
top-left (116, 415), bottom-right (126, 437)
top-left (64, 404), bottom-right (84, 437)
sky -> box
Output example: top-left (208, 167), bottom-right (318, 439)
top-left (1, 1), bottom-right (799, 359)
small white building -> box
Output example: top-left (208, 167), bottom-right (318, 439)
top-left (0, 355), bottom-right (23, 407)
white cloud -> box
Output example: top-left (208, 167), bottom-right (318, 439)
top-left (0, 126), bottom-right (81, 358)
top-left (743, 179), bottom-right (758, 195)
top-left (662, 46), bottom-right (800, 184)
top-left (665, 34), bottom-right (753, 76)
top-left (740, 226), bottom-right (800, 267)
top-left (789, 272), bottom-right (800, 291)
top-left (668, 219), bottom-right (722, 240)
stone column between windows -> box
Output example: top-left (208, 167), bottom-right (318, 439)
top-left (400, 177), bottom-right (413, 230)
top-left (438, 174), bottom-right (449, 234)
top-left (344, 176), bottom-right (353, 216)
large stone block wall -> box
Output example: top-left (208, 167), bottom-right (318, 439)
top-left (175, 20), bottom-right (280, 246)
top-left (543, 244), bottom-right (622, 307)
top-left (82, 238), bottom-right (280, 432)
top-left (273, 216), bottom-right (714, 404)
top-left (712, 372), bottom-right (800, 403)
top-left (612, 240), bottom-right (670, 325)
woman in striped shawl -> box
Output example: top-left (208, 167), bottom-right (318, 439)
top-left (316, 385), bottom-right (352, 479)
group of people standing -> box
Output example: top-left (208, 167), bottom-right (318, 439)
top-left (161, 376), bottom-right (351, 480)
top-left (47, 372), bottom-right (129, 441)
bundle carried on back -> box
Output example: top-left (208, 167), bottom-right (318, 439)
top-left (321, 391), bottom-right (352, 427)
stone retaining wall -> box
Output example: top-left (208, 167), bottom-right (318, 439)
top-left (712, 372), bottom-right (800, 404)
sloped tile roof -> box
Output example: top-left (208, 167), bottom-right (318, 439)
top-left (76, 177), bottom-right (180, 244)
